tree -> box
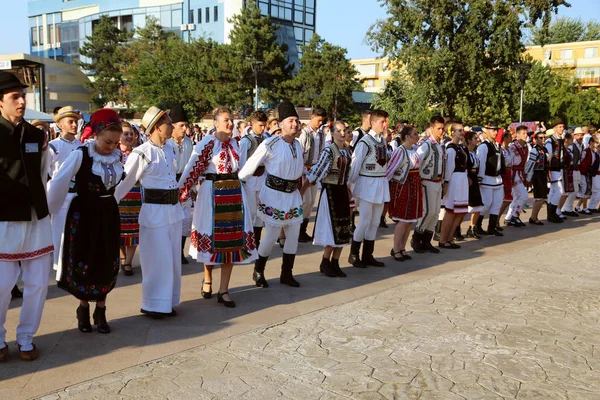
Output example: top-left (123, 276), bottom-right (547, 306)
top-left (530, 17), bottom-right (600, 45)
top-left (287, 34), bottom-right (362, 120)
top-left (78, 15), bottom-right (132, 108)
top-left (366, 0), bottom-right (569, 125)
top-left (227, 0), bottom-right (293, 108)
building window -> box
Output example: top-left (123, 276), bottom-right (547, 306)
top-left (584, 47), bottom-right (598, 58)
top-left (367, 79), bottom-right (375, 88)
top-left (122, 15), bottom-right (133, 32)
top-left (205, 7), bottom-right (210, 23)
top-left (560, 49), bottom-right (573, 60)
top-left (305, 12), bottom-right (314, 25)
top-left (381, 79), bottom-right (387, 88)
top-left (198, 9), bottom-right (202, 24)
top-left (214, 6), bottom-right (218, 22)
top-left (31, 26), bottom-right (39, 46)
top-left (189, 10), bottom-right (194, 24)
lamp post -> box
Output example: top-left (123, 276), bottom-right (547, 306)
top-left (247, 57), bottom-right (264, 110)
top-left (516, 63), bottom-right (531, 123)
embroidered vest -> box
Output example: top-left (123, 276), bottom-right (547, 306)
top-left (572, 142), bottom-right (582, 169)
top-left (358, 134), bottom-right (388, 178)
top-left (322, 143), bottom-right (351, 185)
top-left (243, 133), bottom-right (266, 159)
top-left (547, 136), bottom-right (564, 171)
top-left (392, 146), bottom-right (411, 184)
top-left (484, 141), bottom-right (505, 176)
top-left (533, 145), bottom-right (548, 171)
top-left (419, 139), bottom-right (444, 180)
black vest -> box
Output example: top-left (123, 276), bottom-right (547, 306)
top-left (483, 141), bottom-right (505, 177)
top-left (0, 116), bottom-right (49, 221)
top-left (547, 136), bottom-right (565, 171)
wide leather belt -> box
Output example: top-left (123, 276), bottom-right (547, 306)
top-left (143, 188), bottom-right (179, 205)
top-left (204, 173), bottom-right (239, 181)
top-left (266, 174), bottom-right (300, 193)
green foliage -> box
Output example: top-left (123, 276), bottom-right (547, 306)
top-left (78, 15), bottom-right (132, 108)
top-left (287, 34), bottom-right (362, 121)
top-left (530, 17), bottom-right (600, 45)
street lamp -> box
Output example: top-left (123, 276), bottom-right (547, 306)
top-left (246, 57), bottom-right (264, 110)
top-left (515, 63), bottom-right (531, 123)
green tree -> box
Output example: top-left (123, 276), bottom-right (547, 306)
top-left (78, 15), bottom-right (132, 108)
top-left (227, 0), bottom-right (293, 108)
top-left (366, 0), bottom-right (569, 125)
top-left (287, 34), bottom-right (362, 120)
top-left (530, 17), bottom-right (600, 45)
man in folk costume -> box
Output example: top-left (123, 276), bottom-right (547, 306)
top-left (564, 127), bottom-right (586, 216)
top-left (411, 116), bottom-right (445, 253)
top-left (347, 110), bottom-right (390, 268)
top-left (545, 119), bottom-right (567, 223)
top-left (0, 72), bottom-right (53, 361)
top-left (350, 110), bottom-right (372, 150)
top-left (166, 104), bottom-right (194, 265)
top-left (48, 106), bottom-right (83, 278)
top-left (505, 125), bottom-right (530, 227)
top-left (475, 123), bottom-right (506, 236)
top-left (298, 106), bottom-right (327, 243)
top-left (115, 107), bottom-right (184, 318)
top-left (239, 110), bottom-right (269, 248)
top-left (239, 101), bottom-right (305, 288)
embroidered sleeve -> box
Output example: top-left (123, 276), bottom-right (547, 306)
top-left (307, 147), bottom-right (333, 184)
top-left (114, 149), bottom-right (147, 203)
top-left (348, 141), bottom-right (368, 184)
top-left (386, 146), bottom-right (405, 181)
top-left (416, 140), bottom-right (429, 163)
top-left (178, 139), bottom-right (214, 202)
top-left (525, 147), bottom-right (537, 181)
top-left (444, 147), bottom-right (456, 183)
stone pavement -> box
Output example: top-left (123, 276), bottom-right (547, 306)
top-left (2, 211), bottom-right (600, 400)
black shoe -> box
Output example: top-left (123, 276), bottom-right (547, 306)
top-left (410, 231), bottom-right (426, 253)
top-left (466, 226), bottom-right (481, 239)
top-left (515, 217), bottom-right (526, 227)
top-left (93, 306), bottom-right (111, 334)
top-left (379, 216), bottom-right (389, 228)
top-left (582, 209), bottom-right (592, 215)
top-left (563, 211), bottom-right (579, 217)
top-left (400, 250), bottom-right (412, 260)
top-left (201, 280), bottom-right (213, 299)
top-left (547, 204), bottom-right (564, 223)
top-left (495, 225), bottom-right (504, 232)
top-left (76, 305), bottom-right (92, 333)
top-left (181, 255), bottom-right (189, 265)
top-left (140, 309), bottom-right (168, 319)
top-left (529, 218), bottom-right (544, 226)
top-left (439, 241), bottom-right (461, 249)
top-left (253, 255), bottom-right (269, 288)
top-left (454, 226), bottom-right (465, 241)
top-left (348, 240), bottom-right (366, 268)
top-left (280, 253), bottom-right (300, 287)
top-left (487, 215), bottom-right (503, 236)
top-left (362, 240), bottom-right (385, 267)
top-left (217, 292), bottom-right (236, 308)
top-left (11, 285), bottom-right (23, 299)
top-left (121, 263), bottom-right (134, 276)
top-left (331, 258), bottom-right (347, 277)
top-left (298, 218), bottom-right (313, 243)
top-left (390, 249), bottom-right (405, 262)
top-left (422, 231), bottom-right (440, 253)
top-left (320, 257), bottom-right (338, 277)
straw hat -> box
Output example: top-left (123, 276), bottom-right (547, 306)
top-left (53, 106), bottom-right (82, 123)
top-left (141, 106), bottom-right (166, 133)
top-left (574, 127), bottom-right (584, 135)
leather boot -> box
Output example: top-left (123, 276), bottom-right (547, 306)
top-left (466, 226), bottom-right (480, 239)
top-left (487, 215), bottom-right (503, 236)
top-left (253, 226), bottom-right (263, 249)
top-left (362, 240), bottom-right (385, 267)
top-left (348, 240), bottom-right (366, 268)
top-left (298, 218), bottom-right (313, 243)
top-left (253, 255), bottom-right (269, 288)
top-left (379, 215), bottom-right (388, 228)
top-left (454, 225), bottom-right (465, 241)
top-left (475, 216), bottom-right (488, 235)
top-left (423, 231), bottom-right (440, 253)
top-left (410, 231), bottom-right (425, 253)
top-left (181, 236), bottom-right (189, 264)
top-left (547, 204), bottom-right (564, 223)
top-left (433, 220), bottom-right (442, 241)
top-left (76, 305), bottom-right (92, 333)
top-left (320, 257), bottom-right (337, 277)
top-left (93, 305), bottom-right (111, 334)
top-left (331, 258), bottom-right (347, 277)
top-left (280, 253), bottom-right (300, 287)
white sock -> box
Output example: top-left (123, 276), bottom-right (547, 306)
top-left (18, 343), bottom-right (33, 351)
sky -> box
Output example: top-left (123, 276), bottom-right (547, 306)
top-left (2, 0), bottom-right (600, 61)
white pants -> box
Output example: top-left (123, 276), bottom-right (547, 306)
top-left (139, 222), bottom-right (182, 313)
top-left (416, 180), bottom-right (442, 233)
top-left (245, 188), bottom-right (264, 228)
top-left (353, 199), bottom-right (384, 242)
top-left (548, 171), bottom-right (563, 206)
top-left (258, 223), bottom-right (301, 256)
top-left (480, 185), bottom-right (504, 216)
top-left (506, 182), bottom-right (528, 220)
top-left (588, 176), bottom-right (600, 209)
top-left (563, 171), bottom-right (581, 212)
top-left (0, 254), bottom-right (51, 348)
top-left (301, 182), bottom-right (319, 220)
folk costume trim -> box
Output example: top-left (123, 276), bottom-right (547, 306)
top-left (0, 245), bottom-right (54, 262)
top-left (179, 139), bottom-right (214, 202)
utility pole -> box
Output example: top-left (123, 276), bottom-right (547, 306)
top-left (247, 57), bottom-right (264, 110)
top-left (516, 63), bottom-right (531, 123)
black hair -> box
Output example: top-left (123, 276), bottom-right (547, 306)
top-left (370, 109), bottom-right (389, 123)
top-left (250, 110), bottom-right (268, 123)
top-left (311, 106), bottom-right (327, 118)
top-left (430, 115), bottom-right (444, 126)
top-left (400, 125), bottom-right (417, 141)
top-left (516, 125), bottom-right (528, 133)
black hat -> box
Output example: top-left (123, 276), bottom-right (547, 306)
top-left (486, 122), bottom-right (499, 130)
top-left (553, 117), bottom-right (566, 127)
top-left (278, 101), bottom-right (299, 122)
top-left (0, 71), bottom-right (28, 92)
top-left (169, 104), bottom-right (188, 123)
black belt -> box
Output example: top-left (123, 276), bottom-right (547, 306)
top-left (265, 174), bottom-right (300, 193)
top-left (204, 173), bottom-right (238, 181)
top-left (143, 188), bottom-right (179, 205)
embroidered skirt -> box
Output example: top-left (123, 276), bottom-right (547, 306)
top-left (312, 183), bottom-right (351, 247)
top-left (443, 171), bottom-right (469, 214)
top-left (389, 170), bottom-right (423, 222)
top-left (563, 169), bottom-right (575, 193)
top-left (118, 184), bottom-right (141, 247)
top-left (502, 167), bottom-right (513, 201)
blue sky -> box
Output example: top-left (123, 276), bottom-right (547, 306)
top-left (2, 0), bottom-right (600, 60)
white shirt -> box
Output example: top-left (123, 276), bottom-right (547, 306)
top-left (167, 136), bottom-right (194, 175)
top-left (349, 130), bottom-right (390, 204)
top-left (299, 124), bottom-right (325, 166)
top-left (48, 136), bottom-right (82, 178)
top-left (477, 139), bottom-right (502, 186)
top-left (239, 132), bottom-right (268, 191)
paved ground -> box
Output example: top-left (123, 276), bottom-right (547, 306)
top-left (2, 208), bottom-right (600, 400)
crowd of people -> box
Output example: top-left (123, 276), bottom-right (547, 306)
top-left (1, 69), bottom-right (598, 362)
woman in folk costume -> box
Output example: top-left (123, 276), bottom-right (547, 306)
top-left (118, 121), bottom-right (141, 276)
top-left (438, 123), bottom-right (469, 249)
top-left (303, 121), bottom-right (352, 278)
top-left (47, 109), bottom-right (124, 334)
top-left (465, 131), bottom-right (485, 238)
top-left (386, 125), bottom-right (421, 262)
top-left (497, 130), bottom-right (513, 229)
top-left (580, 137), bottom-right (600, 211)
top-left (178, 107), bottom-right (257, 308)
top-left (525, 131), bottom-right (550, 225)
top-left (557, 132), bottom-right (575, 215)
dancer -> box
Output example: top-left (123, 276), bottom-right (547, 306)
top-left (563, 127), bottom-right (585, 216)
top-left (465, 131), bottom-right (484, 238)
top-left (545, 119), bottom-right (567, 223)
top-left (498, 130), bottom-right (513, 228)
top-left (505, 126), bottom-right (529, 227)
top-left (525, 131), bottom-right (549, 225)
top-left (476, 123), bottom-right (505, 236)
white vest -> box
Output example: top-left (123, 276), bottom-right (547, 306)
top-left (357, 134), bottom-right (388, 178)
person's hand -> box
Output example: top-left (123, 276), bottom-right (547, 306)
top-left (442, 182), bottom-right (449, 196)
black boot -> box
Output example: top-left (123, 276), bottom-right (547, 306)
top-left (348, 240), bottom-right (366, 268)
top-left (253, 255), bottom-right (269, 288)
top-left (411, 231), bottom-right (426, 253)
top-left (320, 257), bottom-right (337, 277)
top-left (547, 204), bottom-right (564, 223)
top-left (253, 226), bottom-right (263, 249)
top-left (454, 225), bottom-right (464, 241)
top-left (423, 231), bottom-right (440, 253)
top-left (181, 236), bottom-right (189, 264)
top-left (433, 220), bottom-right (442, 241)
top-left (474, 216), bottom-right (488, 236)
top-left (466, 226), bottom-right (480, 239)
top-left (11, 285), bottom-right (23, 299)
top-left (93, 305), bottom-right (111, 334)
top-left (331, 258), bottom-right (346, 277)
top-left (280, 253), bottom-right (300, 287)
top-left (487, 215), bottom-right (503, 236)
top-left (362, 240), bottom-right (385, 267)
top-left (298, 218), bottom-right (313, 243)
top-left (76, 305), bottom-right (92, 333)
top-left (379, 215), bottom-right (388, 228)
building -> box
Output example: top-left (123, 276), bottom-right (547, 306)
top-left (350, 57), bottom-right (391, 94)
top-left (27, 0), bottom-right (316, 69)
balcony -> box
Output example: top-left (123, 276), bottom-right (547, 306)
top-left (579, 77), bottom-right (600, 86)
